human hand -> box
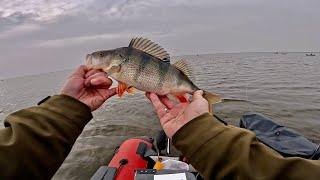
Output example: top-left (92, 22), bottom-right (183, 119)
top-left (61, 65), bottom-right (117, 111)
top-left (146, 90), bottom-right (209, 138)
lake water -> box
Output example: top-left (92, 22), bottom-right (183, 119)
top-left (0, 53), bottom-right (319, 179)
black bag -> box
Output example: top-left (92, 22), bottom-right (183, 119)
top-left (239, 113), bottom-right (320, 160)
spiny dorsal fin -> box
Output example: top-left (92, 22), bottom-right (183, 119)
top-left (173, 59), bottom-right (194, 81)
top-left (129, 37), bottom-right (170, 62)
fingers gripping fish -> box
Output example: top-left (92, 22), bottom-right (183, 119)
top-left (86, 37), bottom-right (221, 112)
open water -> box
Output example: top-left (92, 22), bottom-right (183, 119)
top-left (0, 53), bottom-right (319, 179)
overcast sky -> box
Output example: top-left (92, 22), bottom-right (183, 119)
top-left (0, 0), bottom-right (319, 78)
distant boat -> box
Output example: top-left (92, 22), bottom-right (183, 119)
top-left (274, 52), bottom-right (287, 55)
top-left (306, 53), bottom-right (316, 56)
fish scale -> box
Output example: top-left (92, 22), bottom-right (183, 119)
top-left (120, 53), bottom-right (162, 92)
top-left (136, 56), bottom-right (163, 92)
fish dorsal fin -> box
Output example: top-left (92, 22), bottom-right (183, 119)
top-left (173, 59), bottom-right (194, 81)
top-left (129, 37), bottom-right (170, 62)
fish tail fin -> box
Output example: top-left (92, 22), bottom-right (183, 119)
top-left (203, 90), bottom-right (222, 113)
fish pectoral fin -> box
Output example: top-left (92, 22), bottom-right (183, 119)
top-left (104, 65), bottom-right (121, 74)
top-left (116, 82), bottom-right (128, 97)
top-left (175, 95), bottom-right (188, 103)
top-left (126, 86), bottom-right (135, 95)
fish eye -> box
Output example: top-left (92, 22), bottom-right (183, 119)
top-left (99, 53), bottom-right (103, 57)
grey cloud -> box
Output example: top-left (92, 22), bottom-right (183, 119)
top-left (0, 23), bottom-right (41, 39)
top-left (0, 0), bottom-right (320, 78)
top-left (0, 0), bottom-right (88, 22)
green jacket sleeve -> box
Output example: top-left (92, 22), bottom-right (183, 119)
top-left (0, 95), bottom-right (92, 179)
top-left (172, 113), bottom-right (320, 180)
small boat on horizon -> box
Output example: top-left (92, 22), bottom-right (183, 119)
top-left (306, 53), bottom-right (316, 56)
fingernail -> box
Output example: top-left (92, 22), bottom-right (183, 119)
top-left (150, 93), bottom-right (157, 98)
top-left (91, 78), bottom-right (99, 85)
top-left (84, 80), bottom-right (90, 87)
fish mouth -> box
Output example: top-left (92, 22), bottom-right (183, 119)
top-left (85, 54), bottom-right (102, 69)
top-left (85, 54), bottom-right (93, 66)
top-left (85, 53), bottom-right (112, 71)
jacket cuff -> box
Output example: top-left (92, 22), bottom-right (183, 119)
top-left (39, 95), bottom-right (92, 129)
top-left (172, 113), bottom-right (226, 158)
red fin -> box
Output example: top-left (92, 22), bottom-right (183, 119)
top-left (175, 95), bottom-right (188, 103)
top-left (116, 82), bottom-right (128, 97)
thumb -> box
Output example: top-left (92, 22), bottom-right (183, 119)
top-left (91, 77), bottom-right (112, 86)
top-left (192, 90), bottom-right (204, 101)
